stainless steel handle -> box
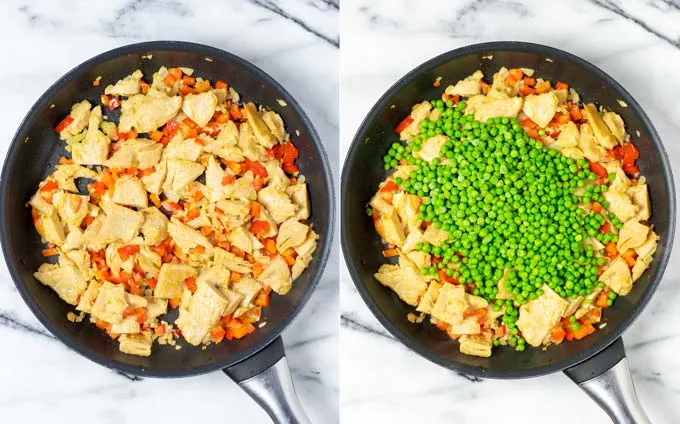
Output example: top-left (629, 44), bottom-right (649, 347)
top-left (578, 358), bottom-right (651, 424)
top-left (238, 357), bottom-right (311, 424)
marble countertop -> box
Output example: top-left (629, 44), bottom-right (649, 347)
top-left (0, 1), bottom-right (338, 423)
top-left (340, 0), bottom-right (680, 423)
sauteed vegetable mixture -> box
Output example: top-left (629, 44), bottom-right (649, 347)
top-left (30, 66), bottom-right (317, 357)
top-left (370, 67), bottom-right (657, 357)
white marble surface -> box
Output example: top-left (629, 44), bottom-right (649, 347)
top-left (0, 1), bottom-right (338, 423)
top-left (340, 1), bottom-right (680, 423)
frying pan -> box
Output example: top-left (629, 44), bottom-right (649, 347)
top-left (341, 41), bottom-right (675, 423)
top-left (1, 41), bottom-right (334, 424)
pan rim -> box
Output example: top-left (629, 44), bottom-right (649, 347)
top-left (0, 40), bottom-right (335, 378)
top-left (340, 40), bottom-right (676, 379)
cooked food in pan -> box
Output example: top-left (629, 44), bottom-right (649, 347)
top-left (29, 66), bottom-right (317, 357)
top-left (369, 67), bottom-right (656, 358)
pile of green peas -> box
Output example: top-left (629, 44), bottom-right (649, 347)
top-left (384, 99), bottom-right (616, 313)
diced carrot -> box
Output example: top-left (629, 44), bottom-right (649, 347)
top-left (230, 272), bottom-right (241, 283)
top-left (394, 116), bottom-right (413, 134)
top-left (621, 249), bottom-right (638, 267)
top-left (589, 161), bottom-right (609, 178)
top-left (534, 80), bottom-right (551, 94)
top-left (572, 323), bottom-right (596, 340)
top-left (605, 241), bottom-right (618, 257)
top-left (379, 180), bottom-right (399, 193)
top-left (226, 318), bottom-right (256, 339)
top-left (149, 193), bottom-right (162, 208)
top-left (230, 246), bottom-right (246, 259)
top-left (382, 248), bottom-right (399, 258)
top-left (523, 76), bottom-right (536, 86)
top-left (249, 221), bottom-right (271, 238)
top-left (90, 182), bottom-right (107, 196)
top-left (505, 74), bottom-right (519, 87)
top-left (555, 81), bottom-right (569, 90)
top-left (551, 326), bottom-right (566, 343)
top-left (221, 175), bottom-right (236, 185)
top-left (58, 157), bottom-right (73, 165)
top-left (182, 75), bottom-right (196, 86)
top-left (508, 68), bottom-right (524, 80)
top-left (164, 67), bottom-right (183, 86)
top-left (169, 298), bottom-right (180, 308)
top-left (252, 262), bottom-right (265, 278)
top-left (140, 80), bottom-right (150, 94)
top-left (215, 80), bottom-right (228, 90)
top-left (42, 247), bottom-right (59, 257)
top-left (210, 325), bottom-right (226, 343)
top-left (194, 80), bottom-right (211, 93)
top-left (592, 202), bottom-right (602, 213)
top-left (519, 85), bottom-right (534, 96)
top-left (149, 130), bottom-right (164, 142)
top-left (184, 277), bottom-right (197, 293)
top-left (39, 180), bottom-right (58, 192)
top-left (281, 248), bottom-right (297, 266)
top-left (264, 238), bottom-right (277, 255)
top-left (117, 245), bottom-right (140, 260)
top-left (250, 201), bottom-right (262, 218)
top-left (255, 287), bottom-right (271, 307)
top-left (180, 125), bottom-right (199, 139)
top-left (229, 105), bottom-right (243, 121)
top-left (187, 208), bottom-right (201, 220)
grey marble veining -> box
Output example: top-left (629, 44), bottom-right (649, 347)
top-left (340, 1), bottom-right (680, 423)
top-left (0, 1), bottom-right (338, 423)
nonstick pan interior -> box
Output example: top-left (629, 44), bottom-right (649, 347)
top-left (341, 42), bottom-right (675, 378)
top-left (1, 41), bottom-right (333, 377)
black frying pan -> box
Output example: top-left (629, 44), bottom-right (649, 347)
top-left (1, 41), bottom-right (334, 424)
top-left (341, 42), bottom-right (675, 422)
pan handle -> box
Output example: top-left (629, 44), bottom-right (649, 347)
top-left (223, 337), bottom-right (311, 424)
top-left (564, 338), bottom-right (650, 424)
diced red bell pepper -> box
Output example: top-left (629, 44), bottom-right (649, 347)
top-left (395, 116), bottom-right (413, 134)
top-left (244, 158), bottom-right (268, 178)
top-left (589, 161), bottom-right (608, 178)
top-left (55, 116), bottom-right (74, 133)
